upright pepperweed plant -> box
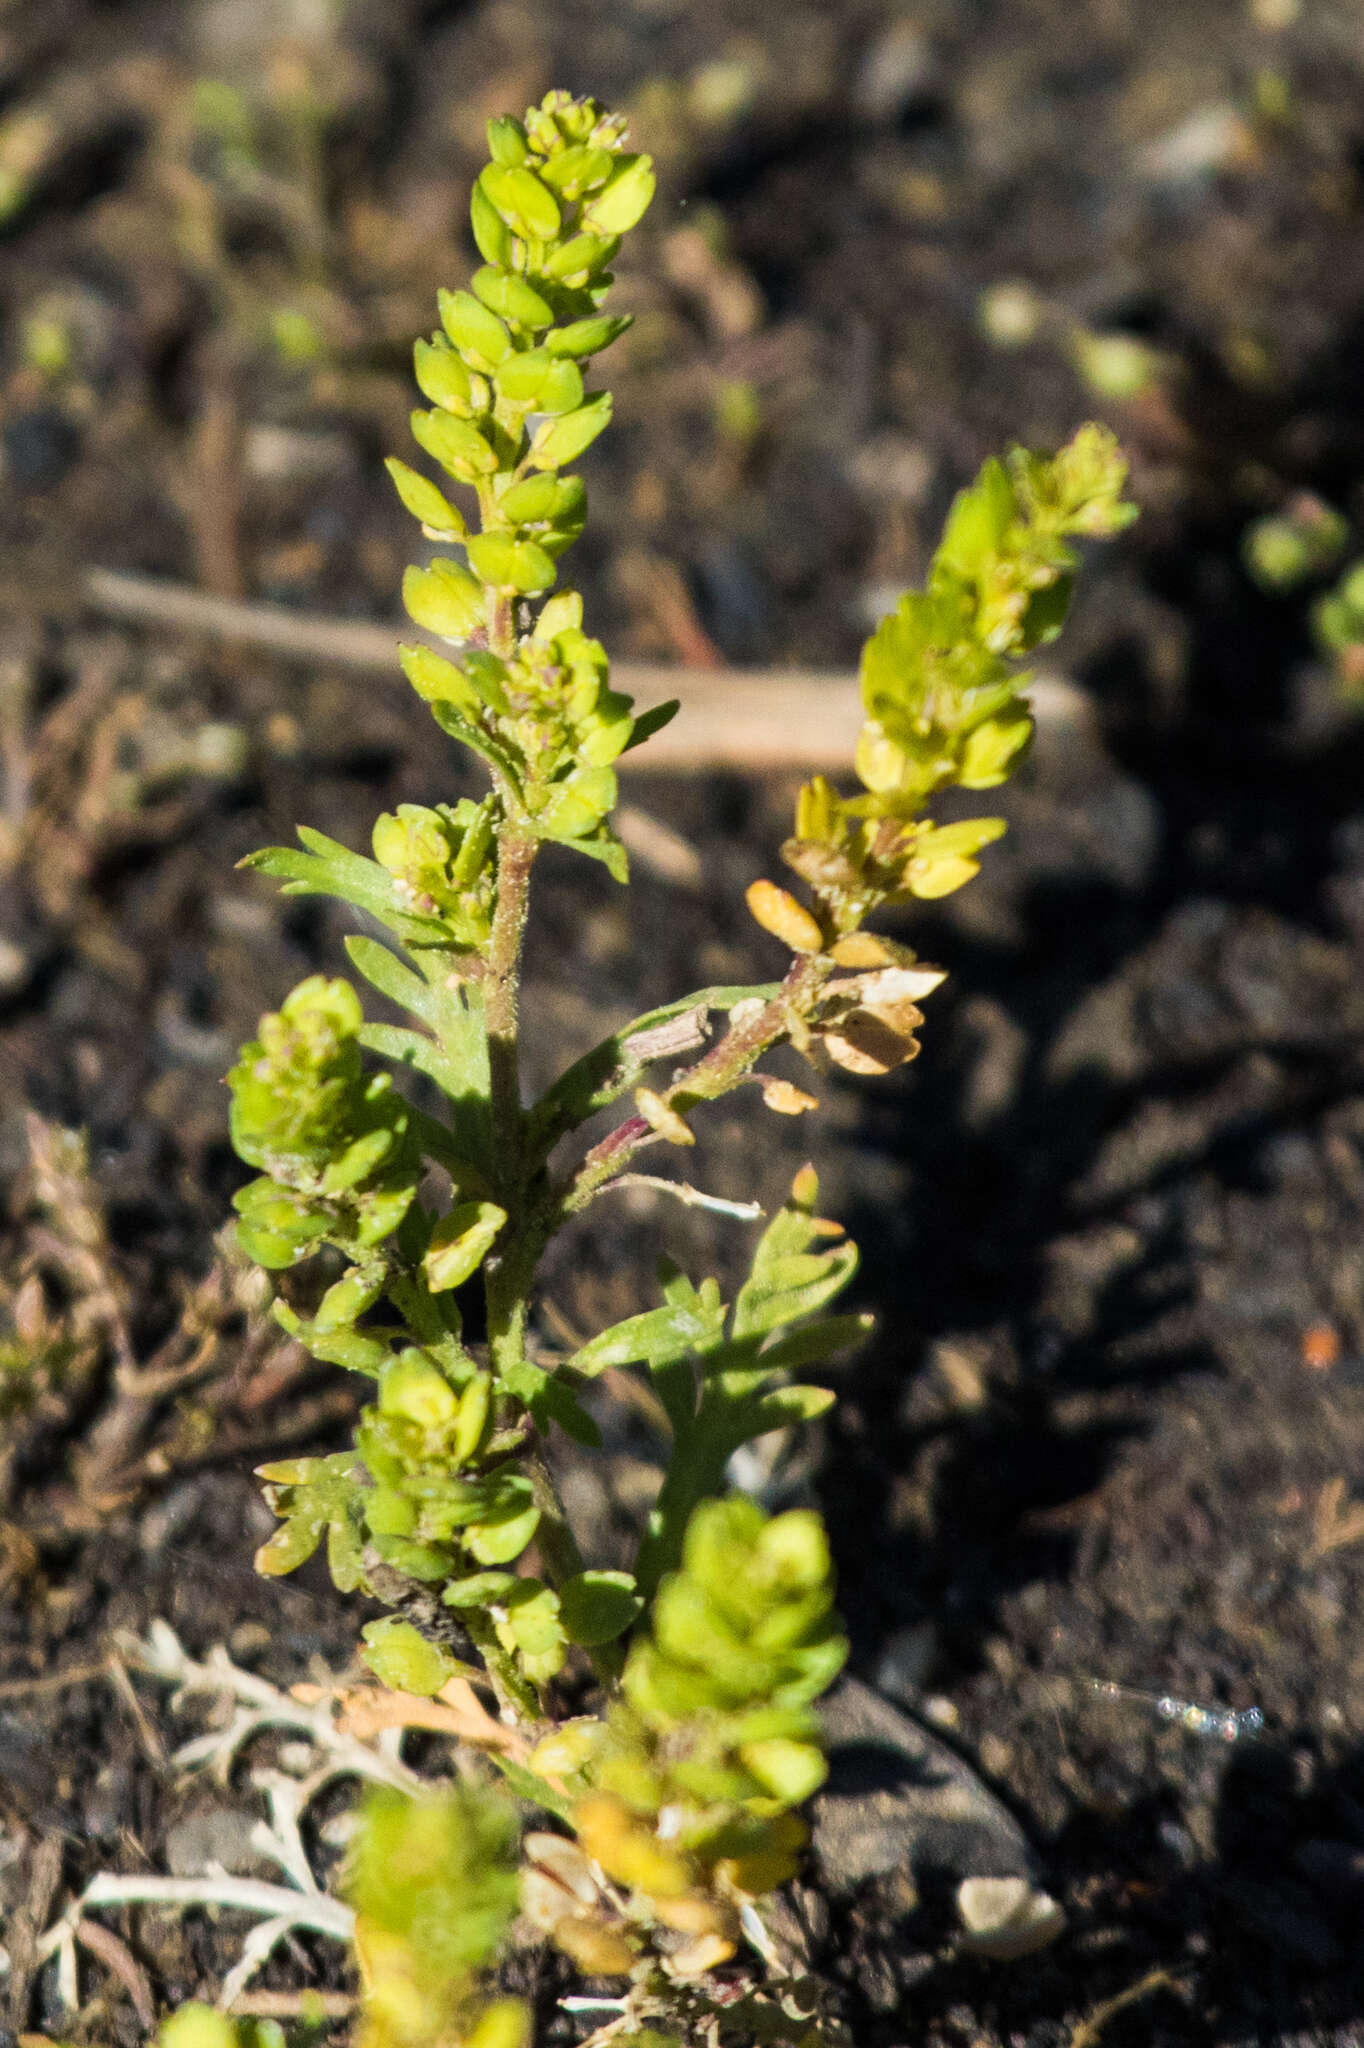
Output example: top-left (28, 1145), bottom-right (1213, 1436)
top-left (224, 90), bottom-right (1135, 2047)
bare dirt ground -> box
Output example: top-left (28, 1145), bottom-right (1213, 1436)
top-left (6, 2), bottom-right (1364, 2042)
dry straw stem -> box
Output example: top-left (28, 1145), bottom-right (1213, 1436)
top-left (85, 567), bottom-right (1090, 772)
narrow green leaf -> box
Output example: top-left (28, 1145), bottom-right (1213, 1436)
top-left (243, 833), bottom-right (454, 947)
top-left (386, 458), bottom-right (466, 535)
top-left (495, 1355), bottom-right (601, 1447)
top-left (753, 1312), bottom-right (874, 1373)
top-left (733, 1239), bottom-right (859, 1340)
top-left (488, 1749), bottom-right (573, 1823)
top-left (426, 701), bottom-right (523, 788)
top-left (620, 698), bottom-right (680, 753)
top-left (546, 313), bottom-right (633, 359)
top-left (360, 1022), bottom-right (471, 1106)
top-left (344, 936), bottom-right (440, 1027)
top-left (567, 1293), bottom-right (723, 1378)
top-left (529, 393), bottom-right (612, 469)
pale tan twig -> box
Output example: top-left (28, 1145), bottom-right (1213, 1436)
top-left (84, 568), bottom-right (1088, 771)
top-left (0, 1661), bottom-right (109, 1700)
top-left (69, 1920), bottom-right (156, 2031)
top-left (226, 1990), bottom-right (355, 2020)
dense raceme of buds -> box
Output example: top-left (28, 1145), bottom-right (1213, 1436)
top-left (346, 1786), bottom-right (528, 2048)
top-left (228, 976), bottom-right (420, 1268)
top-left (521, 1499), bottom-right (846, 1980)
top-left (372, 797), bottom-right (497, 941)
top-left (390, 88), bottom-right (669, 879)
top-left (400, 593), bottom-right (662, 874)
top-left (743, 425), bottom-right (1137, 985)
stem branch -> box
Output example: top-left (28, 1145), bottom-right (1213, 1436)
top-left (560, 954), bottom-right (827, 1218)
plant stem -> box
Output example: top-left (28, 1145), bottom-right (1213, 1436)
top-left (560, 953), bottom-right (828, 1218)
top-left (528, 1449), bottom-right (585, 1582)
top-left (464, 1607), bottom-right (542, 1726)
top-left (484, 829), bottom-right (535, 1178)
top-left (529, 1452), bottom-right (626, 1685)
top-left (482, 826), bottom-right (537, 1384)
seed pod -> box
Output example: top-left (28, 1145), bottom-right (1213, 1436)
top-left (379, 1350), bottom-right (460, 1428)
top-left (495, 350), bottom-right (583, 415)
top-left (471, 265), bottom-right (554, 330)
top-left (542, 231), bottom-right (618, 281)
top-left (452, 1371), bottom-right (492, 1464)
top-left (759, 1077), bottom-right (819, 1115)
top-left (582, 153), bottom-right (656, 234)
top-left (547, 312), bottom-right (632, 359)
top-left (535, 764), bottom-right (617, 838)
top-left (537, 142), bottom-right (614, 198)
top-left (534, 589), bottom-right (583, 639)
top-left (958, 709), bottom-right (1032, 789)
top-left (822, 1011), bottom-right (921, 1076)
top-left (466, 532), bottom-right (557, 594)
top-left (385, 458), bottom-right (465, 536)
top-left (410, 407), bottom-right (498, 481)
top-left (424, 1199), bottom-right (508, 1293)
top-left (547, 1916), bottom-right (636, 1978)
top-left (578, 707), bottom-right (634, 767)
top-left (634, 1086), bottom-right (694, 1147)
top-left (855, 721), bottom-right (910, 796)
top-left (463, 2004), bottom-right (531, 2048)
top-left (782, 837), bottom-right (861, 889)
top-left (574, 1793), bottom-right (692, 1898)
top-left (828, 930), bottom-right (896, 968)
top-left (529, 393), bottom-right (613, 468)
top-left (314, 1264), bottom-right (386, 1332)
top-left (499, 471), bottom-right (561, 523)
top-left (855, 963), bottom-right (947, 1004)
top-left (413, 337), bottom-right (473, 413)
top-left (481, 162), bottom-right (562, 241)
top-left (402, 561), bottom-right (483, 640)
top-left (745, 878), bottom-right (824, 953)
top-left (486, 114), bottom-right (529, 167)
top-left (399, 643), bottom-right (481, 713)
top-left (470, 176), bottom-right (513, 266)
top-left (437, 288), bottom-right (512, 367)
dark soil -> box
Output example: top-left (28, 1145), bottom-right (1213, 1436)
top-left (5, 1), bottom-right (1364, 2043)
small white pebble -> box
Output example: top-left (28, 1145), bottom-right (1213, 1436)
top-left (957, 1876), bottom-right (1066, 1959)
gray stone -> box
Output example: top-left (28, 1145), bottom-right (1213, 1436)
top-left (165, 1804), bottom-right (272, 1879)
top-left (813, 1677), bottom-right (1039, 1895)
